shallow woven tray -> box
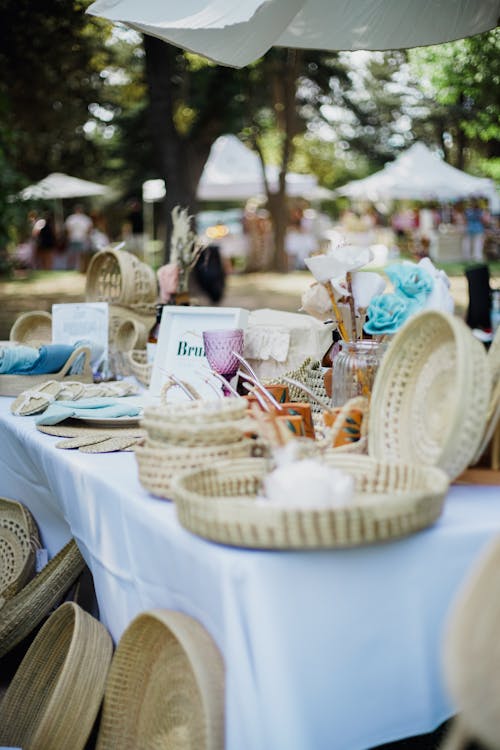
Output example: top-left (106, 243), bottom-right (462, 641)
top-left (96, 609), bottom-right (224, 750)
top-left (0, 601), bottom-right (113, 750)
top-left (171, 454), bottom-right (449, 550)
top-left (0, 497), bottom-right (40, 605)
top-left (142, 406), bottom-right (248, 446)
top-left (9, 310), bottom-right (52, 347)
top-left (86, 248), bottom-right (157, 306)
top-left (0, 345), bottom-right (93, 397)
top-left (369, 311), bottom-right (491, 480)
top-left (0, 539), bottom-right (86, 658)
top-left (136, 437), bottom-right (268, 499)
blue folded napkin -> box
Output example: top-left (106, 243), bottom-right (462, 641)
top-left (36, 398), bottom-right (142, 426)
top-left (0, 344), bottom-right (76, 375)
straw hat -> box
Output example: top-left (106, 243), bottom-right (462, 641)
top-left (0, 601), bottom-right (113, 750)
top-left (0, 538), bottom-right (85, 658)
top-left (0, 497), bottom-right (40, 607)
top-left (442, 535), bottom-right (500, 749)
top-left (96, 609), bottom-right (225, 750)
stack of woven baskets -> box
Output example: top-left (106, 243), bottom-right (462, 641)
top-left (135, 399), bottom-right (268, 500)
top-left (85, 247), bottom-right (158, 384)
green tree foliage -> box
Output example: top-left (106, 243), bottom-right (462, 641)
top-left (409, 29), bottom-right (500, 170)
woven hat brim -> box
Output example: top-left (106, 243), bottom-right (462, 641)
top-left (96, 609), bottom-right (224, 750)
top-left (0, 539), bottom-right (85, 659)
top-left (0, 601), bottom-right (113, 750)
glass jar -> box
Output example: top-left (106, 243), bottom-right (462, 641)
top-left (331, 339), bottom-right (385, 407)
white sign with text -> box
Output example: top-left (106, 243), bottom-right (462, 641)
top-left (52, 302), bottom-right (109, 376)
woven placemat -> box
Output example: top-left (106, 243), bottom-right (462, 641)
top-left (37, 419), bottom-right (146, 453)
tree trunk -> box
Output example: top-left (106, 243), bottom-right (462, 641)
top-left (143, 37), bottom-right (198, 262)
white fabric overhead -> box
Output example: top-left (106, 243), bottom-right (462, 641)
top-left (87, 0), bottom-right (500, 68)
top-left (337, 143), bottom-right (499, 204)
top-left (20, 172), bottom-right (109, 200)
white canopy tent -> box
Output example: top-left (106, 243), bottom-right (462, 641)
top-left (143, 135), bottom-right (334, 202)
top-left (337, 143), bottom-right (499, 210)
top-left (87, 0), bottom-right (500, 69)
top-left (19, 173), bottom-right (109, 201)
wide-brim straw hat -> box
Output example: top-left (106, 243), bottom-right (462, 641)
top-left (96, 609), bottom-right (224, 750)
top-left (0, 496), bottom-right (40, 606)
top-left (0, 601), bottom-right (113, 750)
top-left (442, 535), bottom-right (500, 749)
top-left (0, 538), bottom-right (86, 658)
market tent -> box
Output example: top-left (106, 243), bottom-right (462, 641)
top-left (198, 135), bottom-right (333, 201)
top-left (86, 0), bottom-right (499, 68)
top-left (143, 135), bottom-right (334, 202)
top-left (336, 143), bottom-right (499, 207)
top-left (19, 173), bottom-right (109, 201)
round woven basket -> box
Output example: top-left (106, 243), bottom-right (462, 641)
top-left (0, 497), bottom-right (40, 606)
top-left (0, 601), bottom-right (113, 750)
top-left (96, 609), bottom-right (224, 750)
top-left (86, 248), bottom-right (157, 306)
top-left (171, 454), bottom-right (449, 550)
top-left (142, 404), bottom-right (248, 446)
top-left (369, 311), bottom-right (491, 480)
top-left (122, 349), bottom-right (152, 387)
top-left (151, 398), bottom-right (248, 424)
top-left (443, 536), bottom-right (500, 749)
top-left (136, 437), bottom-right (268, 498)
top-left (0, 538), bottom-right (86, 659)
top-left (9, 310), bottom-right (52, 347)
top-left (108, 305), bottom-right (155, 350)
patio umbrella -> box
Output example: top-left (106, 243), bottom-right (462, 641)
top-left (19, 173), bottom-right (109, 201)
top-left (87, 0), bottom-right (500, 68)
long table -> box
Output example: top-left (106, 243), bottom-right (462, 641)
top-left (1, 396), bottom-right (499, 750)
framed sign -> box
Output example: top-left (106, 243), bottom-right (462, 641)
top-left (149, 306), bottom-right (248, 400)
top-left (52, 302), bottom-right (109, 376)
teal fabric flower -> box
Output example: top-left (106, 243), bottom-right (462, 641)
top-left (363, 293), bottom-right (413, 335)
top-left (385, 262), bottom-right (433, 304)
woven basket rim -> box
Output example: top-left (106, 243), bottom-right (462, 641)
top-left (171, 455), bottom-right (449, 550)
top-left (96, 609), bottom-right (224, 750)
top-left (0, 539), bottom-right (86, 659)
top-left (368, 310), bottom-right (491, 479)
top-left (0, 601), bottom-right (112, 750)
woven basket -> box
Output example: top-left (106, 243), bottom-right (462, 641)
top-left (136, 438), bottom-right (268, 499)
top-left (442, 536), bottom-right (500, 749)
top-left (171, 455), bottom-right (449, 550)
top-left (0, 539), bottom-right (86, 658)
top-left (0, 497), bottom-right (40, 606)
top-left (0, 345), bottom-right (93, 398)
top-left (86, 248), bottom-right (157, 306)
top-left (0, 602), bottom-right (113, 750)
top-left (96, 609), bottom-right (224, 750)
top-left (142, 404), bottom-right (248, 447)
top-left (9, 310), bottom-right (52, 347)
top-left (267, 357), bottom-right (329, 414)
top-left (369, 311), bottom-right (491, 480)
top-left (121, 349), bottom-right (152, 387)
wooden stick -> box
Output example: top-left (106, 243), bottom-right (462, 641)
top-left (322, 281), bottom-right (349, 341)
top-left (345, 272), bottom-right (358, 342)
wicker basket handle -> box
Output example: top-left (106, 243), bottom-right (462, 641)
top-left (58, 346), bottom-right (93, 378)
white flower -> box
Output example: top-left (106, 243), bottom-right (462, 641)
top-left (305, 245), bottom-right (373, 283)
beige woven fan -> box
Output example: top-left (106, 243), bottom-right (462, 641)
top-left (0, 497), bottom-right (40, 607)
top-left (0, 602), bottom-right (113, 750)
top-left (96, 609), bottom-right (224, 750)
top-left (369, 311), bottom-right (491, 480)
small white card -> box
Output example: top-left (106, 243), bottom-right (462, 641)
top-left (149, 306), bottom-right (248, 401)
top-left (52, 302), bottom-right (109, 376)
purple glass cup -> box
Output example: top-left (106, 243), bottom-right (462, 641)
top-left (202, 328), bottom-right (245, 396)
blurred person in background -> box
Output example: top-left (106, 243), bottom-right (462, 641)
top-left (33, 211), bottom-right (56, 270)
top-left (65, 204), bottom-right (93, 272)
top-left (463, 198), bottom-right (488, 262)
top-left (123, 198), bottom-right (144, 259)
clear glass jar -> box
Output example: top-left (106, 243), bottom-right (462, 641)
top-left (331, 340), bottom-right (385, 407)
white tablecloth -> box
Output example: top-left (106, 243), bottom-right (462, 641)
top-left (1, 397), bottom-right (500, 750)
